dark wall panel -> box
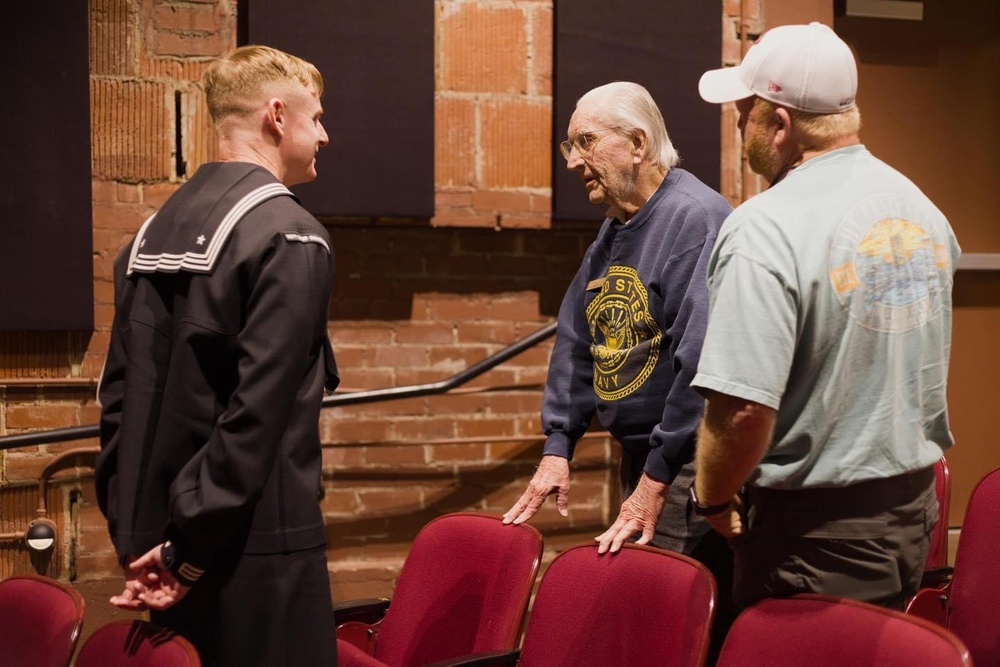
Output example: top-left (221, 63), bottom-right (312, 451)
top-left (0, 3), bottom-right (93, 331)
top-left (554, 0), bottom-right (722, 221)
top-left (244, 0), bottom-right (435, 218)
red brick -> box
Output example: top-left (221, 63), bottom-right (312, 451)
top-left (334, 368), bottom-right (395, 391)
top-left (489, 293), bottom-right (541, 321)
top-left (328, 324), bottom-right (395, 346)
top-left (425, 394), bottom-right (490, 417)
top-left (354, 397), bottom-right (428, 418)
top-left (372, 346), bottom-right (428, 368)
top-left (4, 455), bottom-right (54, 482)
top-left (5, 405), bottom-right (81, 430)
top-left (440, 5), bottom-right (528, 94)
top-left (435, 97), bottom-right (477, 189)
top-left (151, 30), bottom-right (226, 58)
top-left (426, 296), bottom-right (492, 322)
top-left (79, 525), bottom-right (116, 553)
top-left (481, 98), bottom-right (551, 189)
top-left (152, 2), bottom-right (225, 33)
top-left (393, 368), bottom-right (452, 386)
top-left (330, 565), bottom-right (398, 602)
top-left (92, 179), bottom-right (117, 203)
top-left (116, 182), bottom-right (142, 203)
top-left (365, 445), bottom-right (428, 467)
top-left (529, 6), bottom-right (553, 96)
top-left (393, 323), bottom-right (455, 345)
top-left (75, 553), bottom-right (123, 580)
top-left (455, 321), bottom-right (518, 345)
top-left (143, 182), bottom-right (180, 209)
top-left (92, 202), bottom-right (154, 233)
top-left (429, 346), bottom-right (494, 370)
top-left (428, 443), bottom-right (489, 464)
top-left (435, 191), bottom-right (474, 210)
top-left (320, 489), bottom-right (361, 516)
top-left (472, 190), bottom-right (534, 214)
top-left (90, 78), bottom-right (171, 182)
top-left (390, 418), bottom-right (457, 441)
top-left (322, 419), bottom-right (392, 444)
top-left (321, 446), bottom-right (365, 469)
top-left (487, 393), bottom-right (543, 415)
top-left (332, 347), bottom-right (368, 370)
top-left (358, 488), bottom-right (423, 514)
top-left (488, 440), bottom-right (544, 462)
top-left (430, 213), bottom-right (498, 229)
top-left (454, 418), bottom-right (517, 439)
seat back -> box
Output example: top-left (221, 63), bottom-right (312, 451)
top-left (718, 595), bottom-right (970, 667)
top-left (947, 467), bottom-right (1000, 666)
top-left (75, 620), bottom-right (201, 667)
top-left (372, 512), bottom-right (543, 665)
top-left (0, 574), bottom-right (85, 667)
top-left (517, 543), bottom-right (716, 667)
top-left (926, 456), bottom-right (952, 571)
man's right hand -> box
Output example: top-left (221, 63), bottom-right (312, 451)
top-left (502, 455), bottom-right (571, 525)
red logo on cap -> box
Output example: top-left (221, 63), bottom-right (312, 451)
top-left (768, 81), bottom-right (783, 93)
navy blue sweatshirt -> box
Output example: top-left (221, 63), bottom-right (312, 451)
top-left (541, 168), bottom-right (732, 483)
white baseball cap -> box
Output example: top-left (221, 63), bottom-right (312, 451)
top-left (698, 22), bottom-right (858, 114)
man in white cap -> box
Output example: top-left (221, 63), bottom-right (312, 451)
top-left (689, 22), bottom-right (960, 610)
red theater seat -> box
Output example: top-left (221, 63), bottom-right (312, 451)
top-left (908, 466), bottom-right (1000, 666)
top-left (75, 620), bottom-right (201, 667)
top-left (720, 595), bottom-right (970, 667)
top-left (0, 574), bottom-right (84, 667)
top-left (335, 512), bottom-right (543, 667)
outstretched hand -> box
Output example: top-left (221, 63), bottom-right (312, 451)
top-left (595, 473), bottom-right (669, 554)
top-left (109, 544), bottom-right (191, 612)
top-left (108, 558), bottom-right (148, 612)
top-left (502, 455), bottom-right (571, 525)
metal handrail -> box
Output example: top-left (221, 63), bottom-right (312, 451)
top-left (0, 321), bottom-right (558, 452)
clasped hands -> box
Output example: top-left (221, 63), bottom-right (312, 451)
top-left (109, 543), bottom-right (191, 612)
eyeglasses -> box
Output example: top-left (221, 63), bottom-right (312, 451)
top-left (559, 127), bottom-right (620, 160)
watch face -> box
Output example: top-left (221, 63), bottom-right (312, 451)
top-left (161, 543), bottom-right (175, 568)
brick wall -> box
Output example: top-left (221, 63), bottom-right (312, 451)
top-left (1, 0), bottom-right (751, 611)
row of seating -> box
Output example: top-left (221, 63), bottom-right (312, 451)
top-left (335, 465), bottom-right (999, 667)
top-left (1, 463), bottom-right (995, 666)
top-left (0, 575), bottom-right (198, 667)
top-left (333, 517), bottom-right (971, 667)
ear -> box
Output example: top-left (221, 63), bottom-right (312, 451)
top-left (630, 128), bottom-right (648, 164)
top-left (773, 107), bottom-right (792, 148)
top-left (265, 98), bottom-right (286, 138)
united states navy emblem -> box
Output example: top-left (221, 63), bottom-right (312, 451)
top-left (586, 266), bottom-right (661, 401)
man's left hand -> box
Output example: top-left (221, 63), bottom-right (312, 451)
top-left (595, 473), bottom-right (669, 554)
top-left (123, 544), bottom-right (192, 612)
top-left (704, 495), bottom-right (744, 539)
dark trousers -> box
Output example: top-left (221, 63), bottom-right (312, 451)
top-left (151, 545), bottom-right (337, 667)
top-left (730, 466), bottom-right (938, 611)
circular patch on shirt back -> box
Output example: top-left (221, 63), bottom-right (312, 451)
top-left (586, 266), bottom-right (662, 401)
top-left (829, 193), bottom-right (952, 333)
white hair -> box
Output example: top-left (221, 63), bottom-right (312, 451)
top-left (577, 82), bottom-right (680, 169)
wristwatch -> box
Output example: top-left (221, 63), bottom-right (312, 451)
top-left (688, 485), bottom-right (731, 517)
top-left (160, 541), bottom-right (177, 570)
top-left (159, 541), bottom-right (204, 586)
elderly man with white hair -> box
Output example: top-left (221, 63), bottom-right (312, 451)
top-left (504, 81), bottom-right (734, 626)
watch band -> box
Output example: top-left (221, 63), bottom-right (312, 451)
top-left (160, 541), bottom-right (205, 587)
top-left (688, 485), bottom-right (731, 517)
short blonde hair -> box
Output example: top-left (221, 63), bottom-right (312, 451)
top-left (203, 45), bottom-right (323, 123)
top-left (754, 97), bottom-right (862, 148)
